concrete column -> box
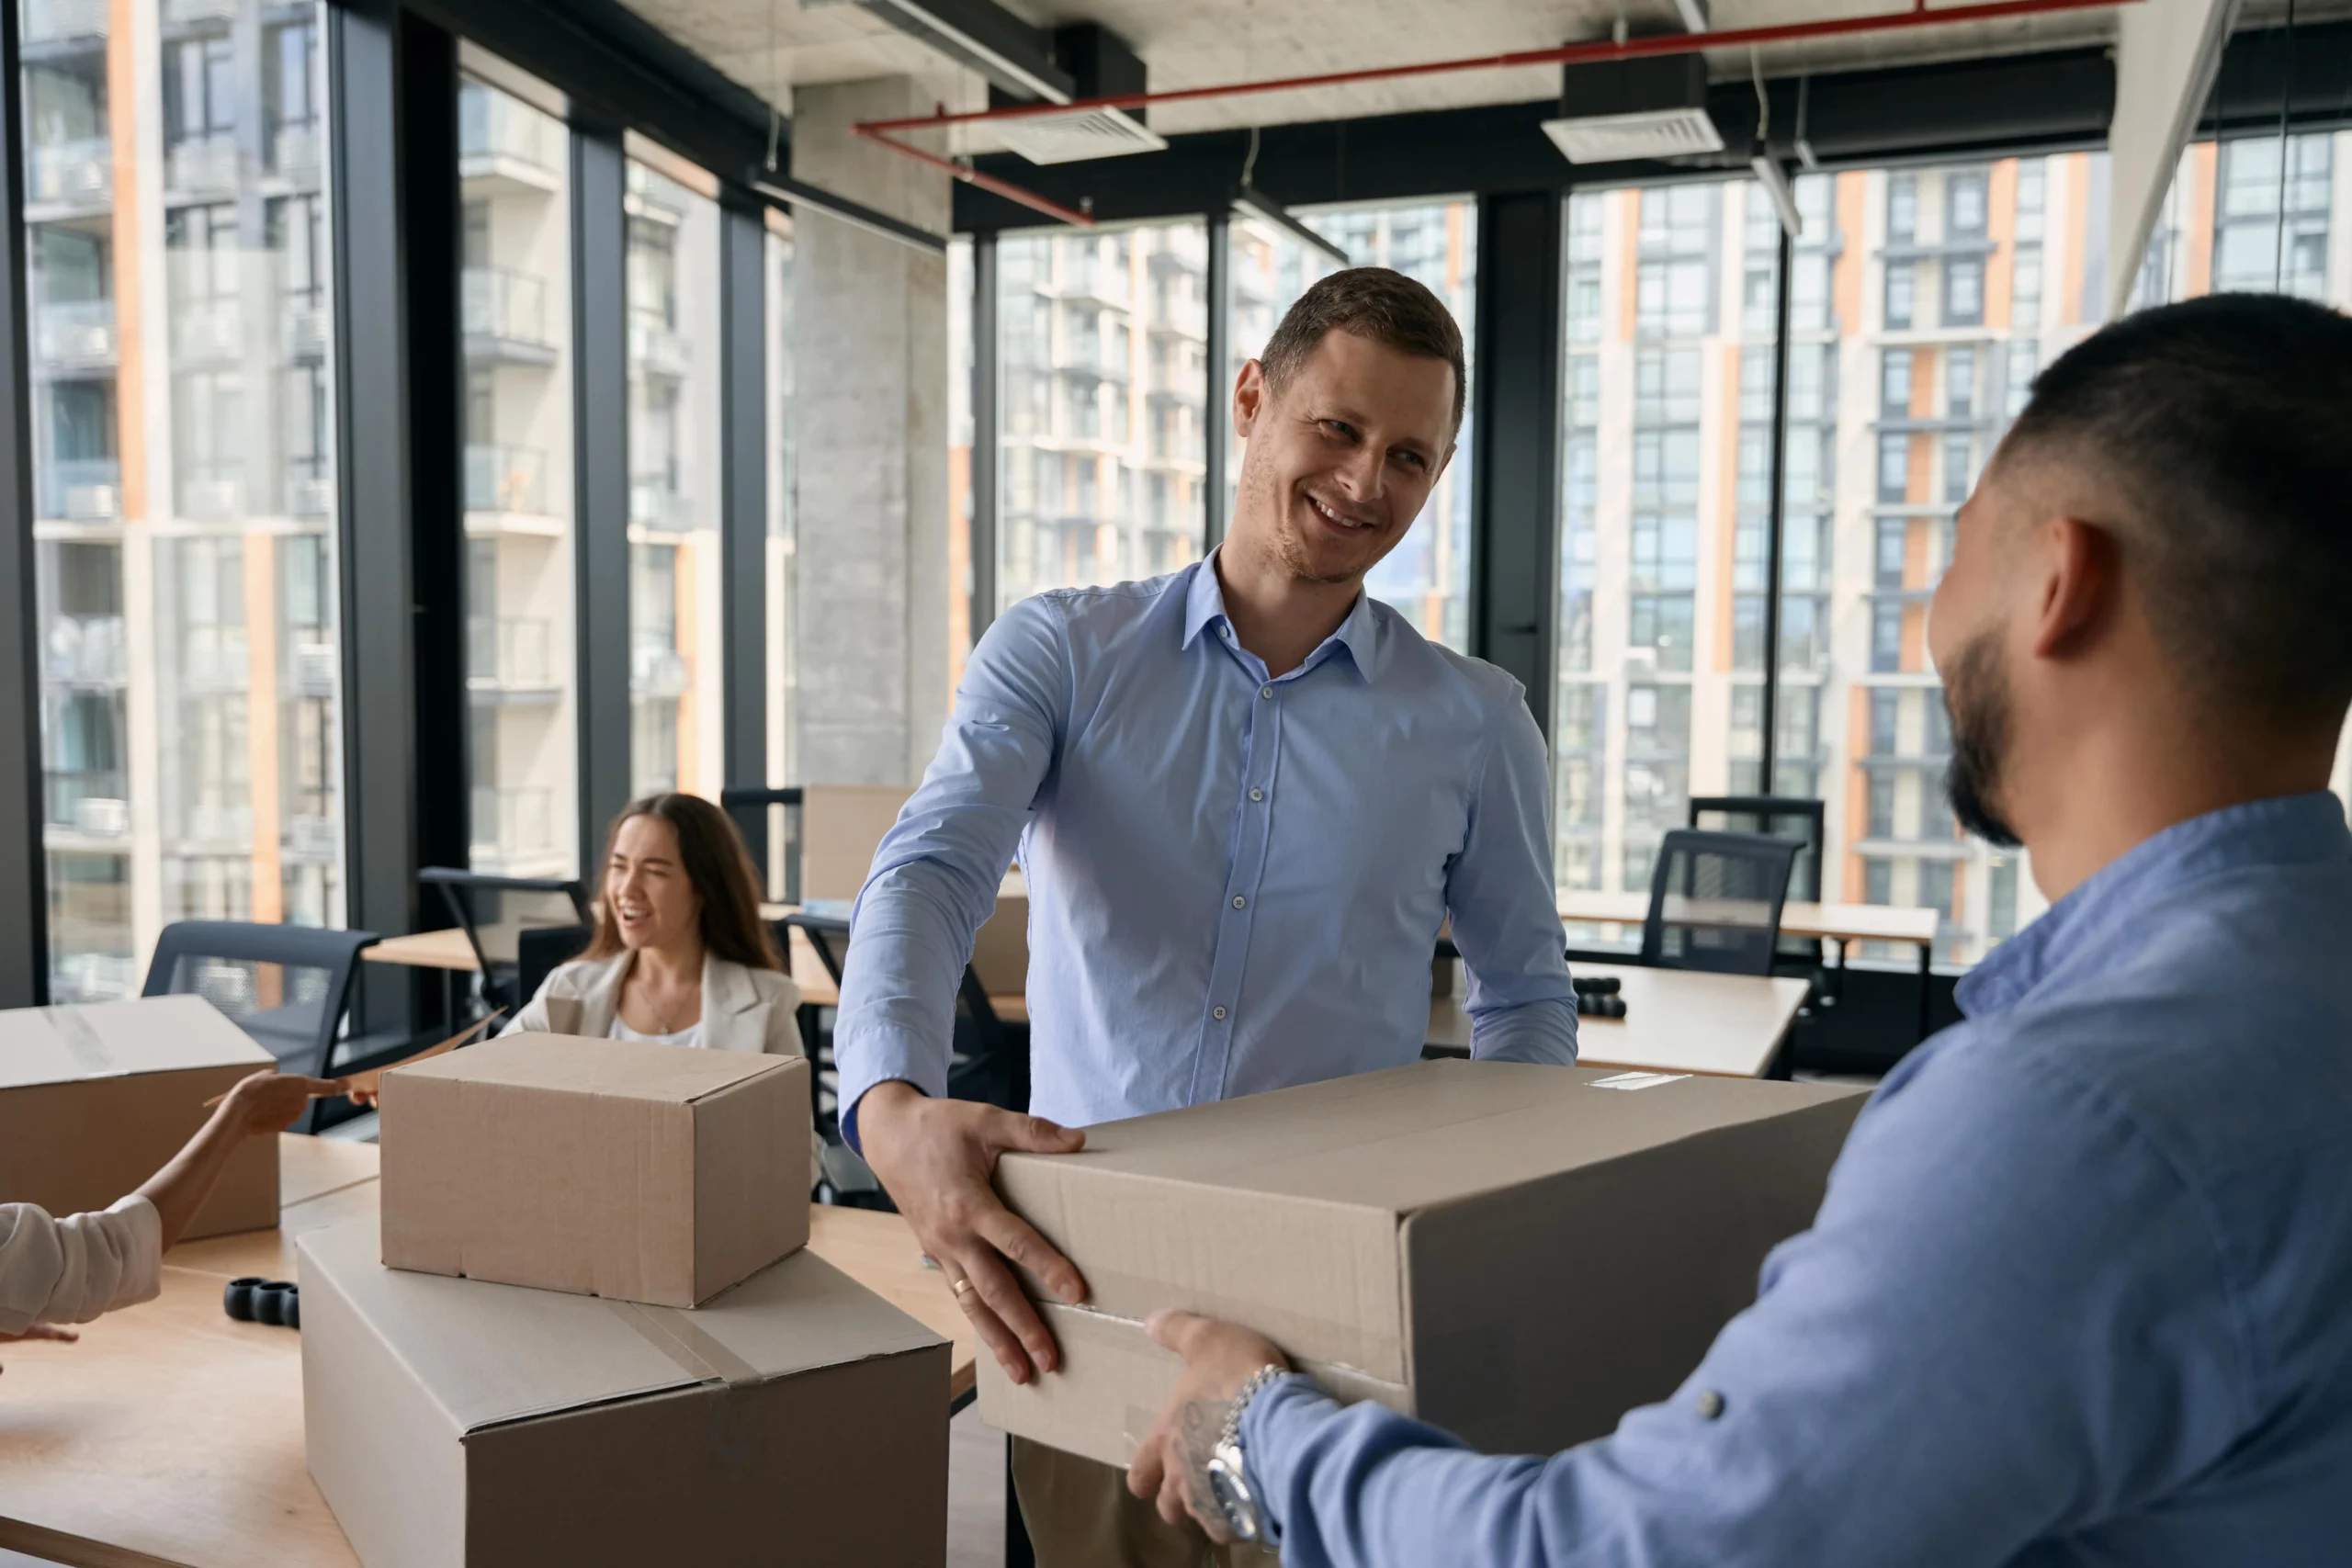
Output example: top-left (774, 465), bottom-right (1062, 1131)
top-left (790, 77), bottom-right (953, 786)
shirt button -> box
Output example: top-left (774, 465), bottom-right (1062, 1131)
top-left (1695, 1390), bottom-right (1725, 1420)
top-left (1249, 788), bottom-right (1264, 802)
top-left (1260, 685), bottom-right (1272, 699)
top-left (1213, 1006), bottom-right (1227, 1020)
top-left (1232, 896), bottom-right (1247, 908)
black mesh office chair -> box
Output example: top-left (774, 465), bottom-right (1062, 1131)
top-left (719, 786), bottom-right (804, 906)
top-left (141, 919), bottom-right (381, 1133)
top-left (1688, 795), bottom-right (1835, 995)
top-left (417, 868), bottom-right (590, 1018)
top-left (1639, 829), bottom-right (1803, 977)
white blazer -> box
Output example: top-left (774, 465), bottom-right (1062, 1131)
top-left (506, 952), bottom-right (819, 1181)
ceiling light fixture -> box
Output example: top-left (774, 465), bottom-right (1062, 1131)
top-left (1232, 184), bottom-right (1352, 266)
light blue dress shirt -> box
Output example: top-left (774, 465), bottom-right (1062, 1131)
top-left (1244, 791), bottom-right (2352, 1567)
top-left (833, 555), bottom-right (1577, 1140)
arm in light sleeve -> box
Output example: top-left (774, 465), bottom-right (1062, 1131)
top-left (1444, 687), bottom-right (1577, 1066)
top-left (833, 596), bottom-right (1066, 1147)
top-left (1238, 1031), bottom-right (2248, 1568)
top-left (0, 1195), bottom-right (164, 1336)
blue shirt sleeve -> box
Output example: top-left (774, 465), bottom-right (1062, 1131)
top-left (1444, 685), bottom-right (1577, 1066)
top-left (834, 596), bottom-right (1066, 1150)
top-left (1240, 1024), bottom-right (2250, 1567)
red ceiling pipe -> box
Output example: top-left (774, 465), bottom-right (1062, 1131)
top-left (856, 0), bottom-right (2142, 227)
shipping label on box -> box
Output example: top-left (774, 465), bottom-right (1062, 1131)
top-left (981, 1059), bottom-right (1866, 1466)
top-left (379, 1032), bottom-right (810, 1307)
top-left (301, 1217), bottom-right (948, 1568)
top-left (0, 994), bottom-right (278, 1240)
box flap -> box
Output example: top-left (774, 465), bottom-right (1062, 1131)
top-left (0, 995), bottom-right (273, 1089)
top-left (304, 1216), bottom-right (943, 1434)
top-left (1009, 1060), bottom-right (1862, 1213)
top-left (391, 1032), bottom-right (782, 1103)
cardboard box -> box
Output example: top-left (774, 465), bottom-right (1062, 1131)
top-left (0, 995), bottom-right (277, 1240)
top-left (301, 1217), bottom-right (948, 1568)
top-left (982, 1059), bottom-right (1866, 1466)
top-left (380, 1033), bottom-right (809, 1307)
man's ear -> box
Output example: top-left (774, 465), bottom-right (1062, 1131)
top-left (1233, 359), bottom-right (1267, 440)
top-left (2030, 514), bottom-right (2120, 661)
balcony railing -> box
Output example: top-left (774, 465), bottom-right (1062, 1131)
top-left (180, 468), bottom-right (248, 522)
top-left (289, 640), bottom-right (337, 693)
top-left (44, 613), bottom-right (124, 684)
top-left (162, 0), bottom-right (238, 23)
top-left (175, 802), bottom-right (254, 845)
top-left (22, 0), bottom-right (109, 44)
top-left (46, 773), bottom-right (128, 835)
top-left (42, 457), bottom-right (119, 522)
top-left (182, 628), bottom-right (251, 688)
top-left (472, 784), bottom-right (556, 857)
top-left (462, 266), bottom-right (552, 348)
top-left (467, 615), bottom-right (554, 688)
top-left (286, 814), bottom-right (338, 861)
top-left (284, 457), bottom-right (332, 518)
top-left (164, 135), bottom-right (240, 197)
top-left (270, 120), bottom-right (320, 181)
top-left (627, 317), bottom-right (689, 378)
top-left (458, 85), bottom-right (560, 173)
top-left (283, 293), bottom-right (327, 360)
top-left (465, 444), bottom-right (548, 515)
top-left (630, 640), bottom-right (688, 694)
top-left (28, 138), bottom-right (109, 207)
top-left (628, 479), bottom-right (694, 533)
top-left (36, 298), bottom-right (115, 364)
top-left (171, 299), bottom-right (242, 362)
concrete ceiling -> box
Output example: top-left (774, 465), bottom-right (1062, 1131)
top-left (620, 0), bottom-right (2338, 144)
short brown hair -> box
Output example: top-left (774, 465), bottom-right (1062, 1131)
top-left (1258, 266), bottom-right (1466, 435)
top-left (581, 793), bottom-right (784, 971)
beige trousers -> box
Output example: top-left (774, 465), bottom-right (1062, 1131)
top-left (1012, 1437), bottom-right (1285, 1568)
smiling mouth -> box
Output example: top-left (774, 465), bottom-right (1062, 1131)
top-left (1305, 492), bottom-right (1378, 532)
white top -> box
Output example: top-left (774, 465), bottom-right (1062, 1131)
top-left (608, 1014), bottom-right (704, 1049)
top-left (0, 1194), bottom-right (162, 1336)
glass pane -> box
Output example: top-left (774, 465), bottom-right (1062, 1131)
top-left (1219, 210), bottom-right (1337, 533)
top-left (624, 156), bottom-right (722, 799)
top-left (460, 65), bottom-right (575, 876)
top-left (947, 234), bottom-right (972, 691)
top-left (21, 0), bottom-right (345, 1001)
top-left (1302, 200), bottom-right (1477, 651)
top-left (997, 220), bottom-right (1206, 607)
top-left (764, 210), bottom-right (798, 898)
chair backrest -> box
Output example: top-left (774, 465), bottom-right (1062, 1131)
top-left (142, 922), bottom-right (379, 1122)
top-left (719, 785), bottom-right (804, 904)
top-left (798, 784), bottom-right (914, 902)
top-left (1688, 795), bottom-right (1826, 904)
top-left (514, 923), bottom-right (592, 1017)
top-left (1639, 829), bottom-right (1802, 976)
top-left (417, 868), bottom-right (589, 1010)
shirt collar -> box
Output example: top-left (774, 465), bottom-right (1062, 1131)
top-left (1955, 790), bottom-right (2352, 1021)
top-left (1180, 548), bottom-right (1386, 682)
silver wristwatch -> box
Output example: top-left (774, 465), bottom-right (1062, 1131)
top-left (1204, 1364), bottom-right (1291, 1542)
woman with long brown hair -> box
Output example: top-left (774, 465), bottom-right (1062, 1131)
top-left (506, 793), bottom-right (792, 1042)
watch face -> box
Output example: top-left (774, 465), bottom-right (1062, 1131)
top-left (1205, 1449), bottom-right (1261, 1541)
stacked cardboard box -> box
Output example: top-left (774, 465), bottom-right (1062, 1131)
top-left (303, 1033), bottom-right (950, 1568)
top-left (0, 995), bottom-right (277, 1240)
top-left (982, 1059), bottom-right (1866, 1466)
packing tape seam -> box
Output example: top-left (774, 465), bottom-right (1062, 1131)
top-left (42, 1007), bottom-right (120, 1076)
top-left (603, 1298), bottom-right (766, 1392)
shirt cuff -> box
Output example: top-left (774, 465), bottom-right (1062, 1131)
top-left (1241, 1373), bottom-right (1344, 1542)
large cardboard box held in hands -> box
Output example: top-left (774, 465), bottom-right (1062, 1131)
top-left (301, 1217), bottom-right (948, 1568)
top-left (981, 1059), bottom-right (1867, 1466)
top-left (0, 995), bottom-right (277, 1240)
top-left (379, 1033), bottom-right (809, 1307)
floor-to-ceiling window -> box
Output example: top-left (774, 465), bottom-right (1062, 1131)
top-left (763, 205), bottom-right (797, 893)
top-left (996, 219), bottom-right (1207, 609)
top-left (18, 0), bottom-right (345, 1000)
top-left (623, 141), bottom-right (721, 800)
top-left (458, 57), bottom-right (574, 877)
top-left (1219, 210), bottom-right (1336, 535)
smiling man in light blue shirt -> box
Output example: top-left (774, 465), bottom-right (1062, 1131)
top-left (833, 267), bottom-right (1577, 1565)
top-left (1130, 294), bottom-right (2352, 1565)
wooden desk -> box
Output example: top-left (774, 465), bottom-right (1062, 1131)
top-left (358, 926), bottom-right (479, 971)
top-left (785, 925), bottom-right (1029, 1023)
top-left (1556, 889), bottom-right (1943, 1042)
top-left (0, 1139), bottom-right (976, 1568)
top-left (1427, 963), bottom-right (1810, 1079)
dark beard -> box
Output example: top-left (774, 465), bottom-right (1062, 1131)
top-left (1941, 631), bottom-right (2024, 850)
